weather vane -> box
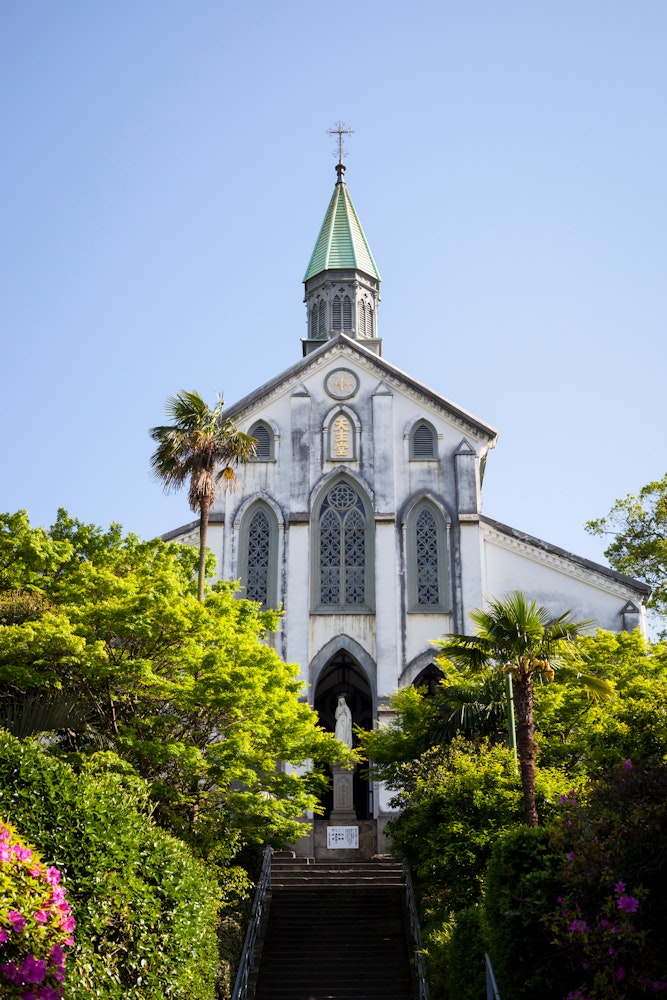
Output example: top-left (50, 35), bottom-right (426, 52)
top-left (327, 121), bottom-right (354, 180)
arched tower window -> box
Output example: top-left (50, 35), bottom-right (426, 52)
top-left (315, 480), bottom-right (372, 610)
top-left (310, 306), bottom-right (317, 338)
top-left (332, 295), bottom-right (342, 331)
top-left (238, 502), bottom-right (278, 609)
top-left (359, 301), bottom-right (366, 335)
top-left (367, 306), bottom-right (374, 337)
top-left (406, 500), bottom-right (449, 612)
top-left (249, 421), bottom-right (274, 461)
top-left (318, 301), bottom-right (326, 336)
top-left (343, 295), bottom-right (352, 331)
top-left (410, 420), bottom-right (437, 460)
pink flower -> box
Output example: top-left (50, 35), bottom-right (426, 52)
top-left (12, 844), bottom-right (32, 861)
top-left (616, 967), bottom-right (626, 981)
top-left (566, 851), bottom-right (576, 860)
top-left (617, 895), bottom-right (640, 913)
top-left (8, 910), bottom-right (26, 934)
top-left (45, 867), bottom-right (61, 887)
top-left (33, 910), bottom-right (49, 924)
top-left (0, 929), bottom-right (8, 944)
top-left (622, 758), bottom-right (633, 770)
top-left (0, 845), bottom-right (11, 862)
top-left (569, 918), bottom-right (589, 933)
top-left (614, 881), bottom-right (626, 894)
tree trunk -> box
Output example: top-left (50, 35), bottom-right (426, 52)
top-left (197, 495), bottom-right (211, 602)
top-left (513, 674), bottom-right (539, 827)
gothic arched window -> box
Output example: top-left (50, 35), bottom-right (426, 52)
top-left (249, 421), bottom-right (274, 461)
top-left (406, 500), bottom-right (449, 612)
top-left (239, 503), bottom-right (278, 609)
top-left (318, 301), bottom-right (326, 336)
top-left (359, 301), bottom-right (366, 335)
top-left (410, 420), bottom-right (437, 460)
top-left (367, 306), bottom-right (374, 337)
top-left (315, 480), bottom-right (372, 611)
top-left (343, 295), bottom-right (352, 331)
top-left (332, 295), bottom-right (342, 331)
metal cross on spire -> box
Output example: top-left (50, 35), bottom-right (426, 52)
top-left (327, 120), bottom-right (354, 182)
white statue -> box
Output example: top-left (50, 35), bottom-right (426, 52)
top-left (334, 695), bottom-right (353, 748)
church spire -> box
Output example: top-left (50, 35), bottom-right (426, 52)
top-left (302, 126), bottom-right (382, 357)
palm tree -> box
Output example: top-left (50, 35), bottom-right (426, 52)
top-left (150, 391), bottom-right (257, 601)
top-left (436, 592), bottom-right (605, 827)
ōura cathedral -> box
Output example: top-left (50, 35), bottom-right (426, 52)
top-left (164, 154), bottom-right (649, 854)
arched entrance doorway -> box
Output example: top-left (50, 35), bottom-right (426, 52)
top-left (313, 650), bottom-right (373, 820)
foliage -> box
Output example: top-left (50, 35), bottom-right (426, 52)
top-left (0, 816), bottom-right (74, 999)
top-left (549, 761), bottom-right (667, 998)
top-left (0, 731), bottom-right (221, 1000)
top-left (149, 391), bottom-right (257, 600)
top-left (360, 668), bottom-right (510, 789)
top-left (586, 474), bottom-right (667, 632)
top-left (436, 592), bottom-right (606, 826)
top-left (484, 826), bottom-right (567, 1000)
top-left (536, 630), bottom-right (667, 777)
top-left (439, 905), bottom-right (487, 1000)
top-left (385, 737), bottom-right (565, 918)
top-left (0, 510), bottom-right (346, 856)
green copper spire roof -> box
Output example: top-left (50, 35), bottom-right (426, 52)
top-left (304, 167), bottom-right (381, 283)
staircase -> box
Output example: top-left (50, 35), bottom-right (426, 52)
top-left (252, 855), bottom-right (415, 1000)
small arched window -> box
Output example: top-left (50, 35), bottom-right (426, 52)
top-left (315, 480), bottom-right (372, 610)
top-left (367, 306), bottom-right (374, 337)
top-left (318, 301), bottom-right (326, 336)
top-left (343, 295), bottom-right (352, 331)
top-left (332, 295), bottom-right (342, 331)
top-left (407, 500), bottom-right (449, 612)
top-left (411, 421), bottom-right (437, 460)
top-left (359, 301), bottom-right (366, 335)
top-left (249, 421), bottom-right (274, 461)
top-left (238, 503), bottom-right (279, 609)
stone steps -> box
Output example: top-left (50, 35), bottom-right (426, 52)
top-left (252, 858), bottom-right (415, 1000)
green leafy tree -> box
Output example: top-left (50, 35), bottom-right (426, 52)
top-left (436, 592), bottom-right (604, 827)
top-left (149, 391), bottom-right (257, 601)
top-left (0, 510), bottom-right (346, 856)
top-left (586, 473), bottom-right (666, 632)
top-left (536, 629), bottom-right (667, 776)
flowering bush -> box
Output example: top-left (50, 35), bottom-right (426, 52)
top-left (549, 761), bottom-right (667, 998)
top-left (0, 817), bottom-right (74, 999)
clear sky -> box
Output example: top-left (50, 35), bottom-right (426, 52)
top-left (2, 1), bottom-right (665, 571)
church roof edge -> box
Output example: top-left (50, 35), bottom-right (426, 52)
top-left (223, 334), bottom-right (498, 444)
top-left (480, 515), bottom-right (651, 598)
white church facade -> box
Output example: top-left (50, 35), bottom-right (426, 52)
top-left (164, 161), bottom-right (649, 852)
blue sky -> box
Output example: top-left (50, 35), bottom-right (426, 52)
top-left (2, 1), bottom-right (665, 571)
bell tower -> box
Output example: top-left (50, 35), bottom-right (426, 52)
top-left (302, 124), bottom-right (382, 356)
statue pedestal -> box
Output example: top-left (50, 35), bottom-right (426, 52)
top-left (329, 763), bottom-right (357, 823)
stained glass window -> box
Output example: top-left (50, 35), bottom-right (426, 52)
top-left (319, 483), bottom-right (366, 605)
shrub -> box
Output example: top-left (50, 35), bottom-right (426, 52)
top-left (0, 731), bottom-right (221, 1000)
top-left (0, 817), bottom-right (74, 998)
top-left (549, 760), bottom-right (667, 998)
top-left (484, 826), bottom-right (568, 1000)
top-left (442, 905), bottom-right (487, 1000)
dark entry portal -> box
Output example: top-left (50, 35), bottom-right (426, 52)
top-left (313, 650), bottom-right (373, 820)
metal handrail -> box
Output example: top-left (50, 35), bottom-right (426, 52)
top-left (231, 846), bottom-right (272, 1000)
top-left (403, 861), bottom-right (430, 1000)
top-left (485, 952), bottom-right (502, 1000)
